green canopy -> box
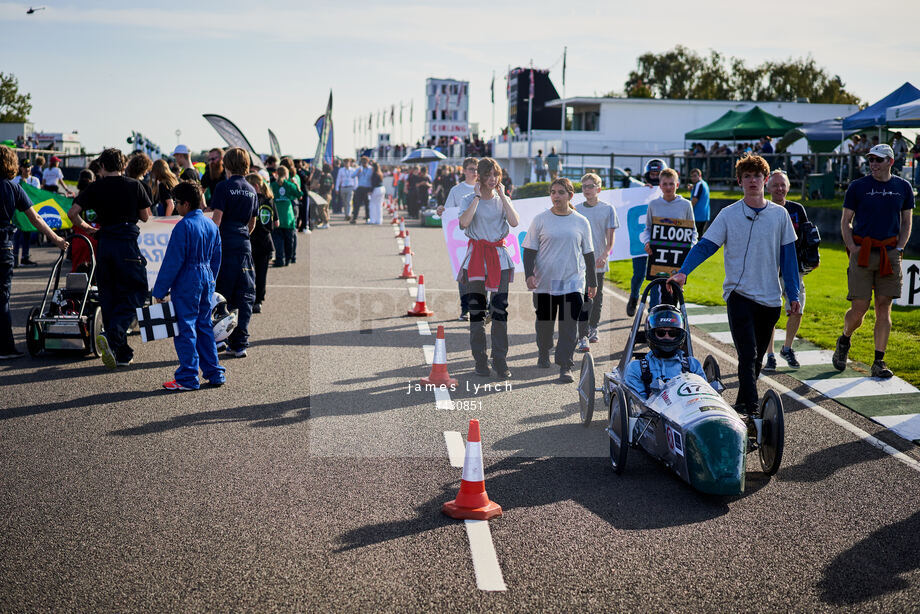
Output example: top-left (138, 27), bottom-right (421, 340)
top-left (685, 106), bottom-right (800, 140)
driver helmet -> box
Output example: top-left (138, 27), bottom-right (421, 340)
top-left (211, 292), bottom-right (238, 343)
top-left (646, 304), bottom-right (686, 358)
top-left (643, 159), bottom-right (668, 186)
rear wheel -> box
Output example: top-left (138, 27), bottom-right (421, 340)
top-left (703, 354), bottom-right (721, 383)
top-left (578, 353), bottom-right (595, 426)
top-left (26, 307), bottom-right (41, 357)
top-left (758, 389), bottom-right (785, 475)
top-left (88, 306), bottom-right (103, 357)
top-left (608, 385), bottom-right (629, 474)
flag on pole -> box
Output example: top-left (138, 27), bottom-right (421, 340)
top-left (390, 105), bottom-right (395, 126)
top-left (13, 182), bottom-right (73, 231)
top-left (368, 113), bottom-right (372, 130)
top-left (490, 72), bottom-right (495, 103)
top-left (313, 90), bottom-right (333, 168)
top-left (267, 129), bottom-right (282, 160)
top-left (529, 69), bottom-right (534, 99)
top-left (400, 102), bottom-right (404, 124)
top-left (562, 47), bottom-right (567, 86)
top-left (410, 99), bottom-right (413, 122)
top-left (203, 113), bottom-right (263, 169)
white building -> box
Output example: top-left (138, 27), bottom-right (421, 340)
top-left (493, 97), bottom-right (859, 184)
top-left (425, 78), bottom-right (470, 138)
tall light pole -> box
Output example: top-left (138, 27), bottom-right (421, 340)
top-left (175, 129), bottom-right (181, 147)
top-left (527, 59), bottom-right (534, 183)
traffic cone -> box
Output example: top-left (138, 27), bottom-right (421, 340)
top-left (399, 253), bottom-right (416, 279)
top-left (421, 325), bottom-right (456, 385)
top-left (400, 232), bottom-right (414, 255)
top-left (442, 419), bottom-right (502, 520)
top-left (391, 208), bottom-right (399, 224)
top-left (396, 217), bottom-right (407, 238)
top-left (408, 274), bottom-right (434, 317)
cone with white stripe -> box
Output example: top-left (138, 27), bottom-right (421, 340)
top-left (442, 419), bottom-right (502, 520)
top-left (396, 217), bottom-right (407, 238)
top-left (408, 274), bottom-right (434, 316)
top-left (400, 231), bottom-right (414, 255)
top-left (421, 325), bottom-right (456, 385)
top-left (399, 253), bottom-right (416, 279)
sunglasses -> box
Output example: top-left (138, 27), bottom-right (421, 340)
top-left (653, 328), bottom-right (680, 340)
top-left (866, 156), bottom-right (887, 163)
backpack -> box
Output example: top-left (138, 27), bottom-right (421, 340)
top-left (797, 221), bottom-right (821, 274)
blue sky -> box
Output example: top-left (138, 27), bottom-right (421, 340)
top-left (2, 0), bottom-right (917, 158)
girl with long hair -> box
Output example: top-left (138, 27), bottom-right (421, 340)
top-left (151, 159), bottom-right (178, 216)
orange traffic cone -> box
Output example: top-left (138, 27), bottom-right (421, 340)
top-left (408, 274), bottom-right (434, 317)
top-left (399, 253), bottom-right (416, 279)
top-left (442, 419), bottom-right (502, 520)
top-left (421, 325), bottom-right (456, 384)
top-left (400, 232), bottom-right (414, 255)
top-left (396, 217), bottom-right (407, 238)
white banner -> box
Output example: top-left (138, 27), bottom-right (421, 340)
top-left (136, 214), bottom-right (215, 291)
top-left (894, 258), bottom-right (920, 307)
top-left (439, 186), bottom-right (661, 278)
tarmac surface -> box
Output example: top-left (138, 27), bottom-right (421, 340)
top-left (2, 213), bottom-right (920, 612)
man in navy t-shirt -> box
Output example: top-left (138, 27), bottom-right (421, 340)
top-left (689, 168), bottom-right (710, 236)
top-left (835, 143), bottom-right (915, 378)
top-left (210, 147), bottom-right (258, 357)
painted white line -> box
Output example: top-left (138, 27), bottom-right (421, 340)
top-left (709, 329), bottom-right (785, 344)
top-left (406, 278), bottom-right (415, 284)
top-left (803, 377), bottom-right (919, 399)
top-left (409, 286), bottom-right (418, 299)
top-left (874, 414), bottom-right (920, 442)
top-left (687, 312), bottom-right (730, 325)
top-left (775, 350), bottom-right (835, 367)
top-left (423, 345), bottom-right (435, 365)
top-left (603, 286), bottom-right (920, 473)
top-left (417, 321), bottom-right (431, 336)
top-left (443, 431), bottom-right (465, 467)
top-left (464, 520), bottom-right (507, 592)
top-left (434, 386), bottom-right (454, 410)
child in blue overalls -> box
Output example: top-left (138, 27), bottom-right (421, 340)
top-left (152, 181), bottom-right (225, 391)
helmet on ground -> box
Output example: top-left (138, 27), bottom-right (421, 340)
top-left (211, 292), bottom-right (238, 343)
top-left (646, 303), bottom-right (685, 358)
top-left (643, 159), bottom-right (668, 186)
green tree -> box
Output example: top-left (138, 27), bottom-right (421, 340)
top-left (0, 73), bottom-right (32, 122)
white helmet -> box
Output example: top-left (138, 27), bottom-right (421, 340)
top-left (210, 292), bottom-right (238, 343)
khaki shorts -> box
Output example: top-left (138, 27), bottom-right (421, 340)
top-left (780, 278), bottom-right (805, 313)
top-left (846, 248), bottom-right (903, 300)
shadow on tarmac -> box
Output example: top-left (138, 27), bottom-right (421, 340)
top-left (818, 509), bottom-right (920, 605)
top-left (779, 440), bottom-right (888, 483)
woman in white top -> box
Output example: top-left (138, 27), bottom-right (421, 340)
top-left (41, 156), bottom-right (74, 197)
top-left (522, 178), bottom-right (598, 382)
top-left (457, 157), bottom-right (520, 379)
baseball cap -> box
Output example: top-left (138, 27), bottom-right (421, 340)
top-left (50, 155), bottom-right (61, 163)
top-left (172, 144), bottom-right (190, 155)
top-left (868, 144), bottom-right (894, 159)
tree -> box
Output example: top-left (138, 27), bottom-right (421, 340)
top-left (0, 73), bottom-right (32, 123)
top-left (623, 47), bottom-right (861, 105)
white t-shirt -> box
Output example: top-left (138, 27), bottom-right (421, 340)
top-left (13, 175), bottom-right (40, 188)
top-left (445, 181), bottom-right (476, 209)
top-left (43, 166), bottom-right (64, 187)
top-left (522, 209), bottom-right (594, 295)
top-left (575, 200), bottom-right (619, 272)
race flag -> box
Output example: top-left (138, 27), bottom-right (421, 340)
top-left (390, 104), bottom-right (395, 126)
top-left (490, 72), bottom-right (495, 103)
top-left (529, 69), bottom-right (534, 99)
top-left (268, 129), bottom-right (282, 160)
top-left (203, 114), bottom-right (263, 169)
top-left (562, 46), bottom-right (567, 86)
top-left (400, 102), bottom-right (404, 124)
top-left (313, 91), bottom-right (334, 168)
top-left (136, 301), bottom-right (179, 343)
top-left (368, 113), bottom-right (372, 130)
top-left (13, 181), bottom-right (73, 231)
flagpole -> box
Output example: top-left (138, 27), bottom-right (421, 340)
top-left (527, 60), bottom-right (534, 183)
top-left (491, 70), bottom-right (496, 145)
top-left (560, 46), bottom-right (567, 165)
top-left (507, 65), bottom-right (511, 171)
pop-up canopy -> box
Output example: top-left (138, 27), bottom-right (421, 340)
top-left (685, 106), bottom-right (800, 140)
top-left (842, 82), bottom-right (920, 130)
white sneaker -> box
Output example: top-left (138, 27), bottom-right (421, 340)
top-left (588, 327), bottom-right (599, 343)
top-left (576, 337), bottom-right (590, 353)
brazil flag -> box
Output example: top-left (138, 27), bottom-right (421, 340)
top-left (13, 182), bottom-right (73, 231)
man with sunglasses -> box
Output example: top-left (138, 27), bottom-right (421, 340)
top-left (835, 144), bottom-right (914, 378)
top-left (624, 304), bottom-right (705, 400)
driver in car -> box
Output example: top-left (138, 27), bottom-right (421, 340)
top-left (625, 304), bottom-right (706, 400)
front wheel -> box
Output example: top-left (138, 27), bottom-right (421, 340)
top-left (608, 385), bottom-right (629, 474)
top-left (758, 389), bottom-right (785, 475)
top-left (578, 353), bottom-right (595, 426)
top-left (87, 306), bottom-right (104, 357)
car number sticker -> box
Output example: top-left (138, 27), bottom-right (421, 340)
top-left (666, 425), bottom-right (684, 456)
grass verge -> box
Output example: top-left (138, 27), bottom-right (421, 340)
top-left (607, 242), bottom-right (920, 387)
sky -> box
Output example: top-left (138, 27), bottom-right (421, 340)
top-left (2, 0), bottom-right (918, 158)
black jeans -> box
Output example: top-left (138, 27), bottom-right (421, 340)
top-left (353, 187), bottom-right (370, 220)
top-left (96, 236), bottom-right (149, 362)
top-left (0, 231), bottom-right (14, 352)
top-left (726, 291), bottom-right (781, 411)
top-left (251, 240), bottom-right (272, 303)
top-left (534, 292), bottom-right (584, 369)
top-left (578, 273), bottom-right (605, 338)
top-left (463, 269), bottom-right (510, 368)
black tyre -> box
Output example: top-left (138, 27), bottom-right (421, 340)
top-left (758, 389), bottom-right (785, 475)
top-left (608, 385), bottom-right (629, 474)
top-left (578, 352), bottom-right (595, 426)
top-left (25, 307), bottom-right (41, 357)
top-left (703, 354), bottom-right (721, 384)
top-left (88, 306), bottom-right (103, 357)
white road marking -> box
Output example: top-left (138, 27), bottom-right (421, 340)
top-left (803, 377), bottom-right (919, 398)
top-left (709, 329), bottom-right (785, 344)
top-left (464, 520), bottom-right (507, 592)
top-left (406, 278), bottom-right (415, 284)
top-left (417, 322), bottom-right (431, 335)
top-left (443, 431), bottom-right (465, 467)
top-left (409, 286), bottom-right (418, 299)
top-left (423, 345), bottom-right (434, 364)
top-left (873, 414), bottom-right (920, 442)
top-left (603, 286), bottom-right (920, 474)
top-left (434, 386), bottom-right (454, 410)
top-left (687, 312), bottom-right (730, 325)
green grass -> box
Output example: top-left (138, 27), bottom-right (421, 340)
top-left (608, 242), bottom-right (920, 387)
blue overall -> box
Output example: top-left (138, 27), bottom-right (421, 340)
top-left (95, 224), bottom-right (149, 363)
top-left (211, 176), bottom-right (257, 351)
top-left (152, 209), bottom-right (225, 388)
top-left (624, 351), bottom-right (706, 400)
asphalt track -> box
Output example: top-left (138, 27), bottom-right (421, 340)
top-left (2, 215), bottom-right (920, 612)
